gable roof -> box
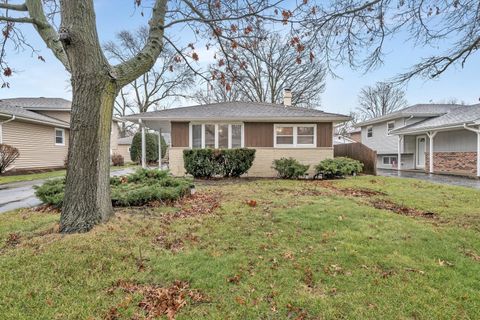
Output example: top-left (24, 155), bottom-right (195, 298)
top-left (0, 103), bottom-right (70, 128)
top-left (356, 104), bottom-right (462, 127)
top-left (391, 105), bottom-right (480, 134)
top-left (0, 97), bottom-right (71, 111)
top-left (125, 101), bottom-right (349, 122)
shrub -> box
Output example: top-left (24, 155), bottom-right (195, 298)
top-left (272, 158), bottom-right (309, 179)
top-left (111, 154), bottom-right (124, 166)
top-left (183, 149), bottom-right (222, 178)
top-left (130, 132), bottom-right (167, 163)
top-left (220, 149), bottom-right (256, 177)
top-left (0, 144), bottom-right (20, 174)
top-left (183, 148), bottom-right (256, 178)
top-left (35, 168), bottom-right (193, 207)
top-left (315, 157), bottom-right (363, 179)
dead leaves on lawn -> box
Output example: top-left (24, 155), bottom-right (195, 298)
top-left (107, 280), bottom-right (209, 320)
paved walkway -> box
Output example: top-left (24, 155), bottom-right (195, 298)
top-left (0, 168), bottom-right (135, 214)
top-left (377, 169), bottom-right (480, 190)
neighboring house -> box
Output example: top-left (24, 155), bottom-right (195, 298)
top-left (347, 128), bottom-right (361, 142)
top-left (333, 134), bottom-right (357, 145)
top-left (0, 97), bottom-right (122, 172)
top-left (114, 136), bottom-right (133, 162)
top-left (357, 104), bottom-right (480, 177)
top-left (125, 101), bottom-right (349, 177)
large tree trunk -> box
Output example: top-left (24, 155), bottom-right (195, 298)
top-left (58, 0), bottom-right (118, 233)
top-left (60, 77), bottom-right (117, 233)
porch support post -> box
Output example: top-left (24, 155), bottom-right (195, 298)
top-left (464, 124), bottom-right (480, 177)
top-left (140, 119), bottom-right (146, 169)
top-left (426, 131), bottom-right (437, 174)
top-left (158, 129), bottom-right (162, 170)
top-left (397, 135), bottom-right (403, 171)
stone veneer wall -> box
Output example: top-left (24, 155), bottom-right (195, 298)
top-left (425, 152), bottom-right (477, 176)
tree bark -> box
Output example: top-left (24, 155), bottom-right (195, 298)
top-left (60, 76), bottom-right (117, 233)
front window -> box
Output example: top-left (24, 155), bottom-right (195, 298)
top-left (274, 124), bottom-right (316, 148)
top-left (383, 156), bottom-right (397, 165)
top-left (190, 123), bottom-right (244, 149)
top-left (367, 126), bottom-right (373, 138)
top-left (55, 128), bottom-right (65, 146)
top-left (387, 121), bottom-right (395, 134)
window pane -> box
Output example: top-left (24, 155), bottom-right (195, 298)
top-left (276, 136), bottom-right (294, 144)
top-left (276, 126), bottom-right (293, 135)
top-left (56, 137), bottom-right (63, 144)
top-left (388, 122), bottom-right (395, 130)
top-left (205, 124), bottom-right (215, 148)
top-left (55, 130), bottom-right (63, 144)
top-left (192, 124), bottom-right (202, 148)
top-left (218, 124), bottom-right (229, 149)
top-left (231, 124), bottom-right (242, 148)
top-left (297, 126), bottom-right (314, 135)
top-left (297, 136), bottom-right (314, 145)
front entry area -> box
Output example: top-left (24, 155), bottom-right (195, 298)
top-left (416, 135), bottom-right (427, 169)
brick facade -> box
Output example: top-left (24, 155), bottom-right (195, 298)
top-left (425, 152), bottom-right (477, 176)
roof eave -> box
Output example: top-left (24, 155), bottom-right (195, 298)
top-left (391, 122), bottom-right (477, 135)
top-left (124, 116), bottom-right (350, 122)
top-left (0, 112), bottom-right (70, 128)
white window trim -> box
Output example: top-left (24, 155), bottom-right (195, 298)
top-left (382, 155), bottom-right (397, 165)
top-left (367, 126), bottom-right (373, 138)
top-left (189, 122), bottom-right (244, 149)
top-left (55, 128), bottom-right (65, 146)
top-left (274, 124), bottom-right (317, 148)
top-left (386, 121), bottom-right (395, 136)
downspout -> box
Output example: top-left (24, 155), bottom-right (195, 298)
top-left (0, 115), bottom-right (16, 144)
top-left (463, 123), bottom-right (480, 178)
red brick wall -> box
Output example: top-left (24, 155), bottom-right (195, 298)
top-left (425, 152), bottom-right (477, 176)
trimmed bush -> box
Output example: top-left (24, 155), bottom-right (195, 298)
top-left (183, 149), bottom-right (222, 178)
top-left (183, 148), bottom-right (256, 178)
top-left (111, 154), bottom-right (124, 166)
top-left (315, 157), bottom-right (363, 179)
top-left (220, 149), bottom-right (256, 177)
top-left (130, 132), bottom-right (167, 163)
top-left (272, 158), bottom-right (309, 179)
top-left (35, 168), bottom-right (193, 208)
top-left (0, 144), bottom-right (20, 174)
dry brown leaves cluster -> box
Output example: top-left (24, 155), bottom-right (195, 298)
top-left (172, 192), bottom-right (222, 219)
top-left (5, 232), bottom-right (20, 246)
top-left (107, 280), bottom-right (208, 320)
top-left (370, 199), bottom-right (437, 218)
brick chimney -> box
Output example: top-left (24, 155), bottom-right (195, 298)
top-left (283, 88), bottom-right (292, 107)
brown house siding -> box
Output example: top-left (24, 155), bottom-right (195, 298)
top-left (171, 122), bottom-right (189, 147)
top-left (244, 122), bottom-right (274, 147)
top-left (317, 122), bottom-right (333, 147)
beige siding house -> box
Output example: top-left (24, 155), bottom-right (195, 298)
top-left (0, 98), bottom-right (127, 172)
top-left (113, 136), bottom-right (133, 162)
top-left (125, 97), bottom-right (349, 177)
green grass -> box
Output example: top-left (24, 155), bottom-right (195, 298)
top-left (0, 164), bottom-right (138, 185)
top-left (0, 176), bottom-right (479, 319)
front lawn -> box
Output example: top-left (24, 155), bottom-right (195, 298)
top-left (0, 176), bottom-right (479, 319)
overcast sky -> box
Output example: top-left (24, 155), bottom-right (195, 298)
top-left (2, 1), bottom-right (479, 115)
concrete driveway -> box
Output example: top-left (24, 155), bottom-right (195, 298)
top-left (0, 168), bottom-right (135, 214)
top-left (377, 169), bottom-right (480, 190)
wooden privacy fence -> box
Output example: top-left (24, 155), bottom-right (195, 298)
top-left (334, 143), bottom-right (377, 175)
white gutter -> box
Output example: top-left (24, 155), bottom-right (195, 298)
top-left (0, 112), bottom-right (69, 128)
top-left (0, 115), bottom-right (16, 144)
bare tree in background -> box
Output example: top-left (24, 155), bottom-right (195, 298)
top-left (298, 1), bottom-right (480, 82)
top-left (104, 27), bottom-right (194, 137)
top-left (357, 82), bottom-right (407, 120)
top-left (196, 32), bottom-right (326, 108)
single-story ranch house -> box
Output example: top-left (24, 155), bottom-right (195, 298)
top-left (125, 99), bottom-right (350, 177)
top-left (0, 97), bottom-right (128, 172)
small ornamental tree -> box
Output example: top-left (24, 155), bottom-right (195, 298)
top-left (130, 132), bottom-right (167, 163)
top-left (0, 144), bottom-right (20, 174)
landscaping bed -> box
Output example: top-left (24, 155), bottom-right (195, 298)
top-left (1, 176), bottom-right (480, 319)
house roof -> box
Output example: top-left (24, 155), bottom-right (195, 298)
top-left (0, 97), bottom-right (72, 111)
top-left (0, 103), bottom-right (70, 128)
top-left (124, 101), bottom-right (350, 122)
top-left (117, 136), bottom-right (133, 145)
top-left (356, 104), bottom-right (462, 127)
top-left (391, 104), bottom-right (480, 134)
